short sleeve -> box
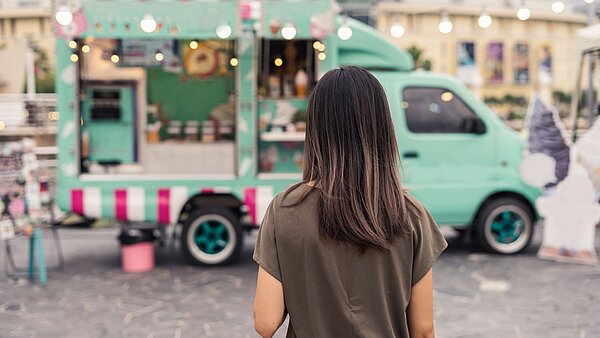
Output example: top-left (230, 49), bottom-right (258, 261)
top-left (253, 199), bottom-right (282, 282)
top-left (411, 207), bottom-right (448, 285)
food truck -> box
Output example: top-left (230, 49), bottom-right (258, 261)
top-left (54, 0), bottom-right (540, 265)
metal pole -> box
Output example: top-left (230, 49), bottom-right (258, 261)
top-left (586, 2), bottom-right (596, 129)
top-left (26, 45), bottom-right (36, 100)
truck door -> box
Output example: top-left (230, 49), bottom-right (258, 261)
top-left (392, 82), bottom-right (497, 225)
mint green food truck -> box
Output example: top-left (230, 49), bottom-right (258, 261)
top-left (54, 0), bottom-right (540, 265)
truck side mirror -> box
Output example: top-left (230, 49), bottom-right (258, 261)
top-left (461, 116), bottom-right (487, 134)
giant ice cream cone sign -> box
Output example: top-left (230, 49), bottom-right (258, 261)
top-left (521, 95), bottom-right (600, 264)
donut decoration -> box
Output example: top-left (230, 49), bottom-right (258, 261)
top-left (183, 43), bottom-right (218, 78)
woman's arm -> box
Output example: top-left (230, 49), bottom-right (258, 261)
top-left (407, 268), bottom-right (435, 338)
top-left (253, 267), bottom-right (286, 338)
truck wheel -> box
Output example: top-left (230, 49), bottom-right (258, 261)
top-left (181, 207), bottom-right (242, 265)
top-left (474, 198), bottom-right (534, 254)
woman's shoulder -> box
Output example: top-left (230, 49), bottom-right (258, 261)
top-left (403, 192), bottom-right (435, 231)
top-left (275, 182), bottom-right (316, 204)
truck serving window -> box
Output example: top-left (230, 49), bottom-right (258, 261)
top-left (402, 87), bottom-right (484, 134)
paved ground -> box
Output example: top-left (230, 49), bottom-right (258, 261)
top-left (0, 225), bottom-right (599, 338)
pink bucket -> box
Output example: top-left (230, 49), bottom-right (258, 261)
top-left (121, 242), bottom-right (155, 273)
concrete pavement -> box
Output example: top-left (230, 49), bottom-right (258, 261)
top-left (0, 225), bottom-right (599, 338)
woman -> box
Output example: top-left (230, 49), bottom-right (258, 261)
top-left (253, 66), bottom-right (447, 338)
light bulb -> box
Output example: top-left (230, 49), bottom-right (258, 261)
top-left (70, 54), bottom-right (79, 62)
top-left (438, 13), bottom-right (453, 34)
top-left (390, 19), bottom-right (405, 38)
top-left (337, 24), bottom-right (352, 41)
top-left (551, 2), bottom-right (565, 13)
top-left (281, 23), bottom-right (297, 40)
top-left (318, 52), bottom-right (326, 61)
top-left (81, 45), bottom-right (90, 53)
top-left (216, 23), bottom-right (232, 39)
top-left (517, 7), bottom-right (531, 21)
top-left (478, 12), bottom-right (492, 29)
top-left (155, 51), bottom-right (164, 62)
top-left (274, 57), bottom-right (283, 67)
top-left (55, 6), bottom-right (73, 26)
top-left (189, 40), bottom-right (198, 49)
top-left (140, 14), bottom-right (157, 33)
top-left (111, 54), bottom-right (120, 63)
top-left (230, 58), bottom-right (239, 67)
top-left (313, 41), bottom-right (321, 50)
top-left (68, 40), bottom-right (77, 49)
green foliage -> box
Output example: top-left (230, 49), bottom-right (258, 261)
top-left (30, 42), bottom-right (55, 93)
top-left (36, 70), bottom-right (55, 93)
top-left (552, 90), bottom-right (572, 105)
top-left (406, 45), bottom-right (432, 71)
top-left (484, 94), bottom-right (527, 121)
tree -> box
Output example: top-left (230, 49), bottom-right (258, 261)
top-left (407, 45), bottom-right (432, 71)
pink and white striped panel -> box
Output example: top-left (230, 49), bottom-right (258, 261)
top-left (157, 186), bottom-right (189, 224)
top-left (70, 187), bottom-right (102, 218)
top-left (114, 187), bottom-right (145, 222)
top-left (199, 186), bottom-right (232, 194)
top-left (244, 186), bottom-right (274, 225)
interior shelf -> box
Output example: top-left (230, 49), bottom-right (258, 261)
top-left (260, 132), bottom-right (305, 142)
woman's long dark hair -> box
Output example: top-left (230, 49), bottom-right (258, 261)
top-left (285, 66), bottom-right (412, 250)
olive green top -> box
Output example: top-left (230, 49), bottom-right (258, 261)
top-left (253, 183), bottom-right (448, 338)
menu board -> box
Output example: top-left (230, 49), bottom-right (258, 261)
top-left (120, 39), bottom-right (178, 67)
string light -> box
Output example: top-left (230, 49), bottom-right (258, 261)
top-left (313, 41), bottom-right (322, 50)
top-left (68, 40), bottom-right (77, 49)
top-left (110, 53), bottom-right (120, 63)
top-left (230, 58), bottom-right (239, 67)
top-left (281, 22), bottom-right (297, 40)
top-left (318, 52), bottom-right (326, 61)
top-left (337, 17), bottom-right (352, 41)
top-left (438, 12), bottom-right (453, 34)
top-left (552, 2), bottom-right (565, 14)
top-left (48, 111), bottom-right (60, 121)
top-left (140, 14), bottom-right (157, 33)
top-left (478, 11), bottom-right (492, 29)
top-left (390, 17), bottom-right (405, 38)
top-left (189, 40), bottom-right (198, 49)
top-left (155, 51), bottom-right (164, 62)
top-left (55, 6), bottom-right (73, 26)
top-left (274, 57), bottom-right (283, 67)
top-left (81, 45), bottom-right (90, 53)
top-left (70, 54), bottom-right (79, 62)
top-left (216, 23), bottom-right (232, 39)
top-left (517, 2), bottom-right (531, 21)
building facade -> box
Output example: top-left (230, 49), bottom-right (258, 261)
top-left (0, 0), bottom-right (53, 94)
top-left (374, 0), bottom-right (591, 102)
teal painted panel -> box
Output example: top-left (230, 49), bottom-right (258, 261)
top-left (261, 0), bottom-right (334, 40)
top-left (79, 1), bottom-right (238, 39)
top-left (338, 18), bottom-right (414, 72)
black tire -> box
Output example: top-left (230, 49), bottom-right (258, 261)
top-left (181, 207), bottom-right (243, 265)
top-left (474, 198), bottom-right (534, 254)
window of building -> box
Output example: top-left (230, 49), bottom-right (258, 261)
top-left (402, 87), bottom-right (484, 134)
